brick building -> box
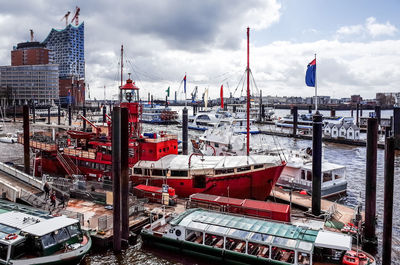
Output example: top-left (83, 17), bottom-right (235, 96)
top-left (11, 42), bottom-right (51, 66)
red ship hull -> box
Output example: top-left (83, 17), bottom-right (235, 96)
top-left (131, 164), bottom-right (285, 201)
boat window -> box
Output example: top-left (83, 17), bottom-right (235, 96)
top-left (254, 164), bottom-right (263, 169)
top-left (215, 168), bottom-right (234, 175)
top-left (0, 242), bottom-right (8, 261)
top-left (207, 225), bottom-right (229, 235)
top-left (226, 237), bottom-right (246, 253)
top-left (334, 174), bottom-right (342, 179)
top-left (54, 228), bottom-right (69, 243)
top-left (237, 166), bottom-right (251, 172)
top-left (227, 229), bottom-right (250, 239)
top-left (306, 171), bottom-right (312, 181)
top-left (297, 252), bottom-right (311, 265)
top-left (205, 233), bottom-right (224, 248)
top-left (214, 143), bottom-right (219, 148)
top-left (133, 168), bottom-right (142, 175)
top-left (152, 169), bottom-right (165, 176)
top-left (251, 233), bottom-right (273, 243)
top-left (272, 237), bottom-right (297, 249)
top-left (301, 170), bottom-right (306, 180)
top-left (10, 240), bottom-right (26, 259)
top-left (67, 223), bottom-right (81, 237)
top-left (41, 233), bottom-right (56, 248)
top-left (171, 171), bottom-right (188, 177)
top-left (198, 115), bottom-right (210, 120)
top-left (185, 230), bottom-right (203, 244)
top-left (248, 243), bottom-right (269, 257)
top-left (271, 246), bottom-right (295, 264)
top-left (323, 172), bottom-right (332, 182)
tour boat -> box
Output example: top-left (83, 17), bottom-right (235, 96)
top-left (0, 133), bottom-right (18, 144)
top-left (188, 109), bottom-right (232, 131)
top-left (141, 104), bottom-right (179, 124)
top-left (275, 114), bottom-right (313, 130)
top-left (0, 200), bottom-right (91, 264)
top-left (141, 208), bottom-right (375, 265)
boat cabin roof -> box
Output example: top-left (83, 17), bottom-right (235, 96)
top-left (21, 216), bottom-right (78, 237)
top-left (0, 211), bottom-right (45, 230)
top-left (170, 209), bottom-right (352, 253)
top-left (303, 162), bottom-right (345, 172)
top-left (134, 154), bottom-right (280, 170)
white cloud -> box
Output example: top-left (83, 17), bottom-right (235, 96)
top-left (366, 17), bottom-right (397, 37)
top-left (336, 17), bottom-right (397, 38)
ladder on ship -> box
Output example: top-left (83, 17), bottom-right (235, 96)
top-left (56, 151), bottom-right (81, 176)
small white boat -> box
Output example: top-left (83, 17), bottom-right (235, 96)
top-left (0, 133), bottom-right (17, 144)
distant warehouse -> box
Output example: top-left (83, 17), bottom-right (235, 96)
top-left (0, 64), bottom-right (59, 105)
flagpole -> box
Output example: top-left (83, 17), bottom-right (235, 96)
top-left (184, 73), bottom-right (187, 108)
top-left (314, 53), bottom-right (317, 112)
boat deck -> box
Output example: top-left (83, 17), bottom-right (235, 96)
top-left (270, 187), bottom-right (363, 225)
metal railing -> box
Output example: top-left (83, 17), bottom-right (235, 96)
top-left (0, 162), bottom-right (43, 190)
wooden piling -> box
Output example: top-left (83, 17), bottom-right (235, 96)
top-left (382, 137), bottom-right (394, 264)
top-left (292, 106), bottom-right (298, 136)
top-left (375, 105), bottom-right (381, 125)
top-left (112, 107), bottom-right (121, 252)
top-left (23, 105), bottom-right (30, 175)
top-left (32, 104), bottom-right (36, 123)
top-left (47, 106), bottom-right (51, 124)
top-left (330, 108), bottom-right (335, 117)
top-left (57, 104), bottom-right (61, 125)
top-left (312, 112), bottom-right (322, 216)
top-left (120, 107), bottom-right (129, 242)
top-left (82, 107), bottom-right (86, 130)
top-left (356, 104), bottom-right (359, 126)
top-left (364, 118), bottom-right (378, 248)
top-left (68, 106), bottom-right (72, 126)
top-left (182, 107), bottom-right (188, 155)
top-left (103, 106), bottom-right (106, 123)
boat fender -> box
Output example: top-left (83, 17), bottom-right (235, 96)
top-left (5, 233), bottom-right (17, 240)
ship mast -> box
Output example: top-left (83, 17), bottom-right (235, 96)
top-left (120, 44), bottom-right (124, 103)
top-left (246, 27), bottom-right (250, 156)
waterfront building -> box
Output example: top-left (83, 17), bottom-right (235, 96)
top-left (43, 23), bottom-right (85, 106)
top-left (0, 64), bottom-right (59, 105)
top-left (11, 41), bottom-right (52, 66)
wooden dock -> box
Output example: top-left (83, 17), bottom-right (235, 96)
top-left (270, 187), bottom-right (360, 225)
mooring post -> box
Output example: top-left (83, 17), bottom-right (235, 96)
top-left (351, 108), bottom-right (354, 118)
top-left (382, 136), bottom-right (394, 264)
top-left (364, 117), bottom-right (378, 250)
top-left (393, 107), bottom-right (400, 148)
top-left (32, 104), bottom-right (36, 123)
top-left (292, 106), bottom-right (298, 136)
top-left (57, 104), bottom-right (61, 125)
top-left (308, 105), bottom-right (312, 114)
top-left (182, 107), bottom-right (188, 155)
top-left (120, 107), bottom-right (129, 243)
top-left (360, 104), bottom-right (363, 117)
top-left (312, 112), bottom-right (322, 216)
top-left (259, 90), bottom-right (263, 122)
top-left (148, 92), bottom-right (150, 104)
top-left (165, 96), bottom-right (168, 107)
top-left (261, 105), bottom-right (265, 120)
top-left (330, 108), bottom-right (335, 117)
top-left (68, 106), bottom-right (72, 126)
top-left (375, 105), bottom-right (381, 126)
top-left (112, 107), bottom-right (121, 252)
top-left (13, 104), bottom-right (16, 123)
top-left (151, 95), bottom-right (153, 108)
top-left (82, 107), bottom-right (86, 131)
top-left (23, 105), bottom-right (30, 175)
top-left (356, 103), bottom-right (359, 127)
top-left (47, 106), bottom-right (51, 124)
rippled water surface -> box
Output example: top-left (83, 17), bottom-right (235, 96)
top-left (1, 108), bottom-right (398, 264)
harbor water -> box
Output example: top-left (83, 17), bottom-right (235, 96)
top-left (0, 108), bottom-right (397, 264)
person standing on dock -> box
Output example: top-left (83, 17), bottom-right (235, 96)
top-left (44, 182), bottom-right (50, 200)
top-left (50, 191), bottom-right (56, 209)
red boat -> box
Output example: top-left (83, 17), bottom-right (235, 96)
top-left (21, 32), bottom-right (286, 200)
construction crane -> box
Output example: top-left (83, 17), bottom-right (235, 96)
top-left (191, 86), bottom-right (198, 103)
top-left (60, 11), bottom-right (71, 27)
top-left (71, 6), bottom-right (80, 26)
top-left (29, 29), bottom-right (34, 42)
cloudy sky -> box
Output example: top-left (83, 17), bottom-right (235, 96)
top-left (0, 0), bottom-right (399, 101)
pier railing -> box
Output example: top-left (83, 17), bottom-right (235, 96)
top-left (0, 161), bottom-right (43, 190)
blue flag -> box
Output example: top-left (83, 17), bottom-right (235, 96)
top-left (183, 75), bottom-right (186, 93)
top-left (305, 59), bottom-right (316, 87)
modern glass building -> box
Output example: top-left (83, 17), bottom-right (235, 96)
top-left (42, 23), bottom-right (85, 79)
top-left (0, 64), bottom-right (59, 105)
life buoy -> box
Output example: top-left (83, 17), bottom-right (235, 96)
top-left (5, 233), bottom-right (17, 240)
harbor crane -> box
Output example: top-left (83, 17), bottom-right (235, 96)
top-left (60, 11), bottom-right (71, 27)
top-left (191, 86), bottom-right (198, 103)
top-left (71, 6), bottom-right (80, 26)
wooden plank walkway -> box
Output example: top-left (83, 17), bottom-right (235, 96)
top-left (270, 187), bottom-right (360, 225)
